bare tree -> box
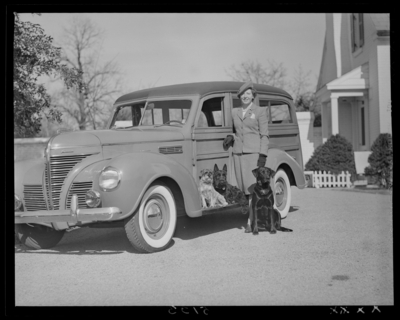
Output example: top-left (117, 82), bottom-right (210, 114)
top-left (54, 17), bottom-right (123, 130)
top-left (226, 60), bottom-right (319, 112)
top-left (288, 64), bottom-right (318, 112)
top-left (288, 65), bottom-right (312, 100)
top-left (225, 60), bottom-right (288, 89)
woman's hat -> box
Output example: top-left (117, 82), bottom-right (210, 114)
top-left (237, 81), bottom-right (257, 98)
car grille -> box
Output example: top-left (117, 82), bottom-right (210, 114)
top-left (23, 185), bottom-right (48, 211)
top-left (66, 182), bottom-right (93, 209)
top-left (45, 154), bottom-right (93, 210)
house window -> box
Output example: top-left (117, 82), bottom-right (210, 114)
top-left (351, 13), bottom-right (364, 52)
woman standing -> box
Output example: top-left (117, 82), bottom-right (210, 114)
top-left (224, 81), bottom-right (270, 233)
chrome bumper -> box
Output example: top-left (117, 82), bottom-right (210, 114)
top-left (15, 195), bottom-right (121, 224)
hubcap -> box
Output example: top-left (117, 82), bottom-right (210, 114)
top-left (143, 195), bottom-right (170, 239)
top-left (275, 178), bottom-right (287, 210)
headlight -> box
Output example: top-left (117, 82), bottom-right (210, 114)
top-left (99, 166), bottom-right (121, 191)
top-left (85, 190), bottom-right (101, 208)
top-left (15, 194), bottom-right (23, 211)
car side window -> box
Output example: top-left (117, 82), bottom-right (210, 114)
top-left (197, 112), bottom-right (208, 127)
top-left (197, 97), bottom-right (224, 127)
top-left (112, 104), bottom-right (144, 128)
top-left (270, 101), bottom-right (292, 123)
top-left (232, 98), bottom-right (241, 109)
top-left (234, 98), bottom-right (272, 123)
top-left (258, 100), bottom-right (271, 123)
top-left (259, 100), bottom-right (291, 124)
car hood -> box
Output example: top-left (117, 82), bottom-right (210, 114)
top-left (49, 127), bottom-right (185, 149)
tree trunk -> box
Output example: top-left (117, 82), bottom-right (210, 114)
top-left (78, 92), bottom-right (86, 130)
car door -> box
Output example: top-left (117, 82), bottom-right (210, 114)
top-left (191, 93), bottom-right (232, 183)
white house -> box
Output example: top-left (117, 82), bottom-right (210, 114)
top-left (315, 13), bottom-right (391, 156)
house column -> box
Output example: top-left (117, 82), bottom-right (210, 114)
top-left (321, 101), bottom-right (327, 143)
top-left (330, 96), bottom-right (339, 135)
top-left (351, 100), bottom-right (358, 150)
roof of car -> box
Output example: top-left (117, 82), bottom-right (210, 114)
top-left (115, 81), bottom-right (292, 103)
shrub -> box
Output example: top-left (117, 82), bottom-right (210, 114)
top-left (364, 133), bottom-right (393, 189)
top-left (305, 134), bottom-right (357, 179)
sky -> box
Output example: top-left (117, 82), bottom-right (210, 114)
top-left (19, 13), bottom-right (326, 96)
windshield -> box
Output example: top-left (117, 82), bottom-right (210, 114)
top-left (140, 100), bottom-right (191, 126)
top-left (111, 99), bottom-right (192, 129)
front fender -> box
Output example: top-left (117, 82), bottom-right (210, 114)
top-left (266, 148), bottom-right (306, 189)
top-left (92, 152), bottom-right (201, 219)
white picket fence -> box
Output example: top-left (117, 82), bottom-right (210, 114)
top-left (304, 171), bottom-right (352, 188)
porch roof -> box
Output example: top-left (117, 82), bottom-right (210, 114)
top-left (326, 64), bottom-right (369, 91)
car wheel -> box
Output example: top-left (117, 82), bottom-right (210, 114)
top-left (15, 224), bottom-right (65, 250)
top-left (124, 182), bottom-right (177, 253)
top-left (274, 169), bottom-right (291, 219)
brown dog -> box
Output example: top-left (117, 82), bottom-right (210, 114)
top-left (199, 169), bottom-right (228, 209)
top-left (246, 167), bottom-right (293, 235)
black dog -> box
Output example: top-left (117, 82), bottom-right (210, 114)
top-left (247, 167), bottom-right (293, 235)
top-left (213, 164), bottom-right (249, 215)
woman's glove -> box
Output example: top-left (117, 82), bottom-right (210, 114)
top-left (257, 154), bottom-right (267, 167)
top-left (223, 134), bottom-right (235, 149)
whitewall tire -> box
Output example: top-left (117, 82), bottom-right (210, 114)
top-left (124, 182), bottom-right (177, 253)
top-left (274, 169), bottom-right (291, 219)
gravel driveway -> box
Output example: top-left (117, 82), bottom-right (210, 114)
top-left (14, 187), bottom-right (393, 306)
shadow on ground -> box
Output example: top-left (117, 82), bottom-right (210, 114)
top-left (174, 212), bottom-right (248, 240)
top-left (14, 206), bottom-right (300, 254)
top-left (174, 205), bottom-right (299, 239)
top-left (15, 227), bottom-right (139, 255)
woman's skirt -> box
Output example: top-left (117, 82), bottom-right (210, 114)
top-left (232, 153), bottom-right (258, 195)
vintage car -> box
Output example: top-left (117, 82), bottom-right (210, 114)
top-left (15, 81), bottom-right (306, 253)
